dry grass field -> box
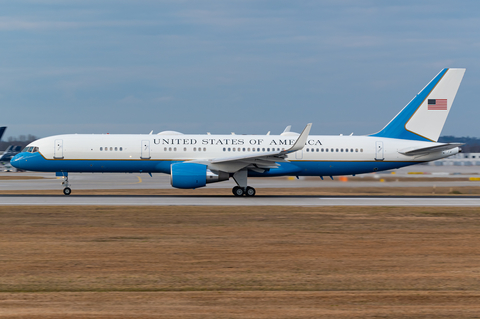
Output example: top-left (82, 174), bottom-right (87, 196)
top-left (1, 205), bottom-right (480, 318)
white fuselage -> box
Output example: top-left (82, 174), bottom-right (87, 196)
top-left (15, 133), bottom-right (458, 177)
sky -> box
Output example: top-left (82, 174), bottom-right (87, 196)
top-left (1, 0), bottom-right (480, 139)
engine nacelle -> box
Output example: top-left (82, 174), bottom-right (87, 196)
top-left (171, 163), bottom-right (207, 189)
top-left (170, 163), bottom-right (229, 189)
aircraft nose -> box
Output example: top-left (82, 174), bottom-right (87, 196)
top-left (10, 153), bottom-right (25, 168)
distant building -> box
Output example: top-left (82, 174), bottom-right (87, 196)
top-left (427, 153), bottom-right (480, 166)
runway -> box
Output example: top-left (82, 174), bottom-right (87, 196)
top-left (1, 194), bottom-right (480, 206)
top-left (2, 166), bottom-right (480, 206)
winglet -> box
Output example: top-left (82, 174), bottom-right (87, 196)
top-left (285, 123), bottom-right (312, 153)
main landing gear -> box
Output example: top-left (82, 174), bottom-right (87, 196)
top-left (232, 186), bottom-right (256, 197)
top-left (231, 169), bottom-right (256, 197)
top-left (62, 175), bottom-right (72, 195)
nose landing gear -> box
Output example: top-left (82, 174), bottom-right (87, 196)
top-left (63, 187), bottom-right (72, 195)
top-left (62, 175), bottom-right (72, 195)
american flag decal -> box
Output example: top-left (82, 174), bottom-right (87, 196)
top-left (428, 99), bottom-right (447, 110)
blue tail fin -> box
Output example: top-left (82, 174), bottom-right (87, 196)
top-left (370, 68), bottom-right (465, 142)
top-left (0, 127), bottom-right (6, 141)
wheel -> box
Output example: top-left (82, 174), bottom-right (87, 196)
top-left (63, 187), bottom-right (72, 195)
top-left (245, 186), bottom-right (256, 197)
top-left (232, 186), bottom-right (244, 196)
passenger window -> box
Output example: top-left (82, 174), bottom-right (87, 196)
top-left (164, 147), bottom-right (167, 151)
top-left (169, 147), bottom-right (172, 151)
top-left (350, 148), bottom-right (353, 152)
top-left (331, 148), bottom-right (334, 152)
top-left (193, 147), bottom-right (196, 151)
top-left (120, 147), bottom-right (123, 151)
top-left (361, 148), bottom-right (363, 152)
top-left (115, 147), bottom-right (118, 151)
top-left (248, 148), bottom-right (250, 151)
top-left (105, 147), bottom-right (108, 151)
top-left (110, 147), bottom-right (113, 151)
top-left (336, 149), bottom-right (339, 152)
top-left (204, 147), bottom-right (206, 151)
top-left (174, 147), bottom-right (177, 151)
top-left (228, 148), bottom-right (231, 151)
top-left (100, 147), bottom-right (103, 151)
top-left (325, 149), bottom-right (328, 152)
top-left (355, 148), bottom-right (358, 152)
top-left (223, 147), bottom-right (226, 151)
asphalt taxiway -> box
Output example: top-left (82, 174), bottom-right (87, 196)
top-left (1, 165), bottom-right (480, 206)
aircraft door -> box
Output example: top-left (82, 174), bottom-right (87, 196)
top-left (295, 150), bottom-right (303, 159)
top-left (141, 140), bottom-right (151, 159)
top-left (54, 139), bottom-right (64, 159)
top-left (375, 141), bottom-right (384, 161)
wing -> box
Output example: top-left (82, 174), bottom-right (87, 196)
top-left (189, 123), bottom-right (312, 173)
top-left (398, 143), bottom-right (463, 156)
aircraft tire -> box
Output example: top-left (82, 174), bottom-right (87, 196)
top-left (232, 186), bottom-right (244, 196)
top-left (63, 187), bottom-right (72, 196)
top-left (245, 186), bottom-right (256, 197)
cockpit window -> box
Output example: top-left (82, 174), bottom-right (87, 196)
top-left (22, 146), bottom-right (39, 153)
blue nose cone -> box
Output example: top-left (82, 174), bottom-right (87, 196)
top-left (10, 153), bottom-right (27, 169)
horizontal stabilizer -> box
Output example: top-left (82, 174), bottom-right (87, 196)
top-left (398, 143), bottom-right (463, 156)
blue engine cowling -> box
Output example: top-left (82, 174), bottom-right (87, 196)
top-left (170, 162), bottom-right (207, 189)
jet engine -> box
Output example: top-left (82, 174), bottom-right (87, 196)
top-left (170, 162), bottom-right (229, 189)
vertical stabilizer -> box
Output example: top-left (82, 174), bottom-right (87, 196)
top-left (0, 127), bottom-right (6, 141)
top-left (371, 68), bottom-right (465, 142)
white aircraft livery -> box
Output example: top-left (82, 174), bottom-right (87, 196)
top-left (11, 68), bottom-right (465, 196)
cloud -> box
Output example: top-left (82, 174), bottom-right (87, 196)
top-left (0, 16), bottom-right (160, 31)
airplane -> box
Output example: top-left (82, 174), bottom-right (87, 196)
top-left (0, 127), bottom-right (25, 164)
top-left (0, 145), bottom-right (23, 163)
top-left (11, 68), bottom-right (465, 196)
